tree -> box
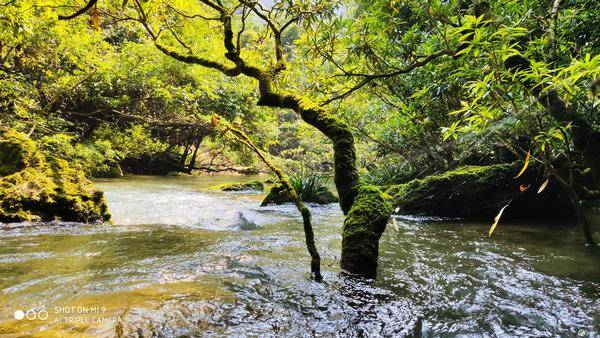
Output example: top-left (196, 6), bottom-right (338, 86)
top-left (57, 0), bottom-right (395, 279)
top-left (441, 0), bottom-right (599, 245)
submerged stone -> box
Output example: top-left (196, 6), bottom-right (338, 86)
top-left (385, 163), bottom-right (573, 220)
top-left (230, 211), bottom-right (261, 230)
top-left (211, 180), bottom-right (264, 191)
top-left (0, 130), bottom-right (111, 223)
top-left (0, 129), bottom-right (44, 176)
top-left (260, 184), bottom-right (339, 206)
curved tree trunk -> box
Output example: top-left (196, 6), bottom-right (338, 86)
top-left (256, 91), bottom-right (392, 278)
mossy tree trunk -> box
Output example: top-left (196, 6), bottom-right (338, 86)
top-left (256, 92), bottom-right (392, 278)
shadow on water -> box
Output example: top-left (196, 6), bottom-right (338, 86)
top-left (0, 175), bottom-right (598, 336)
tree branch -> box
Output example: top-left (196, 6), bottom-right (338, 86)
top-left (57, 0), bottom-right (97, 20)
top-left (322, 49), bottom-right (455, 105)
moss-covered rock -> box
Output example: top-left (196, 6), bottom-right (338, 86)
top-left (263, 177), bottom-right (278, 184)
top-left (0, 130), bottom-right (111, 223)
top-left (260, 184), bottom-right (339, 206)
top-left (385, 163), bottom-right (572, 220)
top-left (0, 130), bottom-right (44, 176)
top-left (211, 180), bottom-right (264, 191)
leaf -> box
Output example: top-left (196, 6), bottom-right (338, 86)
top-left (537, 178), bottom-right (549, 194)
top-left (210, 114), bottom-right (219, 127)
top-left (514, 150), bottom-right (530, 178)
top-left (219, 127), bottom-right (229, 136)
top-left (489, 204), bottom-right (510, 237)
top-left (391, 217), bottom-right (399, 231)
top-left (519, 184), bottom-right (530, 192)
top-left (91, 5), bottom-right (100, 31)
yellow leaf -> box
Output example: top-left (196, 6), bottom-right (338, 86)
top-left (210, 114), bottom-right (219, 128)
top-left (91, 5), bottom-right (99, 31)
top-left (391, 217), bottom-right (399, 231)
top-left (519, 184), bottom-right (530, 192)
top-left (489, 204), bottom-right (509, 237)
top-left (514, 150), bottom-right (530, 178)
top-left (537, 178), bottom-right (550, 194)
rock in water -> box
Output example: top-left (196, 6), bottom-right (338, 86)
top-left (0, 129), bottom-right (111, 223)
top-left (385, 163), bottom-right (573, 221)
top-left (231, 211), bottom-right (261, 230)
top-left (260, 184), bottom-right (338, 206)
top-left (210, 180), bottom-right (264, 191)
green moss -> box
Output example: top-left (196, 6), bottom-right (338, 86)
top-left (0, 167), bottom-right (56, 221)
top-left (260, 184), bottom-right (339, 206)
top-left (264, 177), bottom-right (278, 184)
top-left (0, 129), bottom-right (44, 176)
top-left (385, 164), bottom-right (517, 217)
top-left (384, 163), bottom-right (572, 220)
top-left (312, 186), bottom-right (338, 204)
top-left (0, 130), bottom-right (111, 223)
top-left (292, 95), bottom-right (359, 214)
top-left (210, 180), bottom-right (264, 191)
top-left (260, 184), bottom-right (289, 206)
top-left (340, 184), bottom-right (392, 278)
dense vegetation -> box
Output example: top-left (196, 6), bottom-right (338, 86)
top-left (0, 0), bottom-right (598, 278)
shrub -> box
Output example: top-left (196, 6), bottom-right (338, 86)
top-left (289, 167), bottom-right (331, 201)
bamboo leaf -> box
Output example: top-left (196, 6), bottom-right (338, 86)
top-left (210, 114), bottom-right (219, 127)
top-left (537, 178), bottom-right (550, 194)
top-left (514, 150), bottom-right (530, 178)
top-left (391, 217), bottom-right (399, 231)
top-left (489, 204), bottom-right (509, 237)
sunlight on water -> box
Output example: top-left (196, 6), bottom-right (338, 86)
top-left (1, 175), bottom-right (599, 337)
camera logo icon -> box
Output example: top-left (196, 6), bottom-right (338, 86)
top-left (14, 309), bottom-right (48, 321)
top-left (13, 310), bottom-right (24, 320)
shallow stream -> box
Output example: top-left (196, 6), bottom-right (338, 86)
top-left (1, 175), bottom-right (598, 336)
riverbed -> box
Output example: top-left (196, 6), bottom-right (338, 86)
top-left (1, 175), bottom-right (599, 336)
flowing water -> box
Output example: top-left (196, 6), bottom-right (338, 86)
top-left (0, 175), bottom-right (599, 337)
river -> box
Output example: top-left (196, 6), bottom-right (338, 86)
top-left (1, 175), bottom-right (599, 337)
